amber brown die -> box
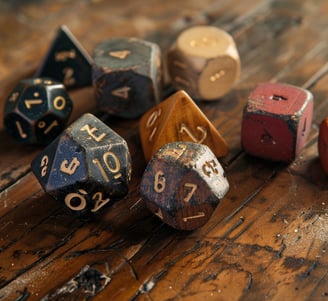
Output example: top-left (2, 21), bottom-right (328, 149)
top-left (92, 37), bottom-right (162, 118)
top-left (167, 25), bottom-right (240, 101)
top-left (31, 113), bottom-right (132, 215)
top-left (139, 90), bottom-right (228, 162)
top-left (140, 142), bottom-right (229, 231)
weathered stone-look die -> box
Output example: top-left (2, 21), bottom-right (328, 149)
top-left (35, 25), bottom-right (93, 88)
top-left (4, 77), bottom-right (73, 145)
top-left (140, 142), bottom-right (229, 230)
top-left (92, 37), bottom-right (162, 118)
top-left (31, 113), bottom-right (131, 215)
top-left (241, 82), bottom-right (313, 162)
top-left (318, 117), bottom-right (328, 174)
top-left (139, 90), bottom-right (228, 162)
top-left (167, 25), bottom-right (240, 101)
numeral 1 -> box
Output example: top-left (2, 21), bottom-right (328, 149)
top-left (93, 151), bottom-right (121, 182)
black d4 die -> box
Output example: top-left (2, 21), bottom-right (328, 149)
top-left (4, 77), bottom-right (73, 145)
top-left (31, 113), bottom-right (132, 215)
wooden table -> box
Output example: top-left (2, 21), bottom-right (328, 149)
top-left (1, 0), bottom-right (328, 300)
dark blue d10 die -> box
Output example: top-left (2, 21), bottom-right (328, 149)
top-left (31, 113), bottom-right (132, 215)
top-left (3, 77), bottom-right (73, 145)
top-left (92, 37), bottom-right (162, 118)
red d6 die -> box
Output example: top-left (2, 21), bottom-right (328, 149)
top-left (241, 82), bottom-right (313, 162)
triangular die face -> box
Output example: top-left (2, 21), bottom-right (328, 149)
top-left (152, 90), bottom-right (228, 158)
top-left (139, 91), bottom-right (179, 161)
top-left (35, 25), bottom-right (93, 89)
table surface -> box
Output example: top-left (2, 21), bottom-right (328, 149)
top-left (0, 1), bottom-right (328, 300)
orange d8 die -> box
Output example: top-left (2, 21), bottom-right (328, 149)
top-left (241, 82), bottom-right (313, 162)
top-left (318, 117), bottom-right (328, 174)
top-left (139, 90), bottom-right (228, 162)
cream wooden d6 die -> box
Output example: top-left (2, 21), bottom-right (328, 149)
top-left (167, 25), bottom-right (240, 101)
top-left (140, 142), bottom-right (229, 231)
top-left (92, 37), bottom-right (162, 118)
top-left (241, 82), bottom-right (313, 162)
top-left (31, 113), bottom-right (132, 215)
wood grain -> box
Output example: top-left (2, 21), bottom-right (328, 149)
top-left (0, 0), bottom-right (328, 300)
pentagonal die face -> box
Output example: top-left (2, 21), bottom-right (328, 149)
top-left (92, 37), bottom-right (162, 118)
top-left (31, 113), bottom-right (132, 216)
top-left (140, 142), bottom-right (229, 230)
top-left (4, 78), bottom-right (73, 144)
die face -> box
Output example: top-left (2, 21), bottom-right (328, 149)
top-left (139, 90), bottom-right (228, 162)
top-left (3, 78), bottom-right (73, 144)
top-left (248, 82), bottom-right (312, 116)
top-left (241, 82), bottom-right (313, 162)
top-left (93, 70), bottom-right (156, 118)
top-left (167, 25), bottom-right (240, 101)
top-left (140, 142), bottom-right (229, 230)
top-left (295, 98), bottom-right (313, 156)
top-left (92, 38), bottom-right (162, 118)
top-left (318, 118), bottom-right (328, 174)
top-left (35, 25), bottom-right (93, 88)
top-left (86, 143), bottom-right (131, 198)
top-left (3, 113), bottom-right (33, 143)
top-left (31, 113), bottom-right (132, 215)
top-left (241, 113), bottom-right (295, 162)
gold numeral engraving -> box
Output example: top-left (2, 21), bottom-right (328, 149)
top-left (91, 192), bottom-right (110, 212)
top-left (65, 190), bottom-right (110, 212)
top-left (60, 157), bottom-right (81, 175)
top-left (183, 212), bottom-right (206, 222)
top-left (9, 92), bottom-right (19, 102)
top-left (160, 143), bottom-right (187, 159)
top-left (38, 120), bottom-right (59, 135)
top-left (146, 109), bottom-right (162, 142)
top-left (111, 86), bottom-right (131, 99)
top-left (40, 155), bottom-right (49, 177)
top-left (109, 50), bottom-right (131, 59)
top-left (154, 171), bottom-right (165, 193)
top-left (15, 121), bottom-right (27, 139)
top-left (55, 50), bottom-right (76, 61)
top-left (183, 183), bottom-right (197, 202)
top-left (53, 96), bottom-right (66, 110)
top-left (93, 151), bottom-right (121, 182)
top-left (202, 160), bottom-right (219, 177)
top-left (25, 99), bottom-right (43, 109)
top-left (63, 67), bottom-right (76, 86)
top-left (65, 189), bottom-right (88, 211)
top-left (179, 123), bottom-right (207, 143)
top-left (155, 208), bottom-right (164, 220)
top-left (80, 124), bottom-right (106, 142)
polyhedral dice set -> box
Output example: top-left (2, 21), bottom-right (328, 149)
top-left (3, 24), bottom-right (321, 231)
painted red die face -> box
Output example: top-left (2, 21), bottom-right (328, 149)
top-left (241, 82), bottom-right (313, 162)
top-left (318, 118), bottom-right (328, 174)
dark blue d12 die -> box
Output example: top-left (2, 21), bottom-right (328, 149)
top-left (3, 77), bottom-right (73, 145)
top-left (31, 113), bottom-right (132, 215)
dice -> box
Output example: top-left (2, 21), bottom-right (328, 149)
top-left (241, 82), bottom-right (313, 162)
top-left (31, 113), bottom-right (132, 215)
top-left (35, 25), bottom-right (93, 88)
top-left (139, 90), bottom-right (228, 162)
top-left (318, 117), bottom-right (328, 174)
top-left (4, 77), bottom-right (73, 145)
top-left (167, 25), bottom-right (240, 101)
top-left (92, 37), bottom-right (162, 118)
top-left (140, 142), bottom-right (229, 230)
